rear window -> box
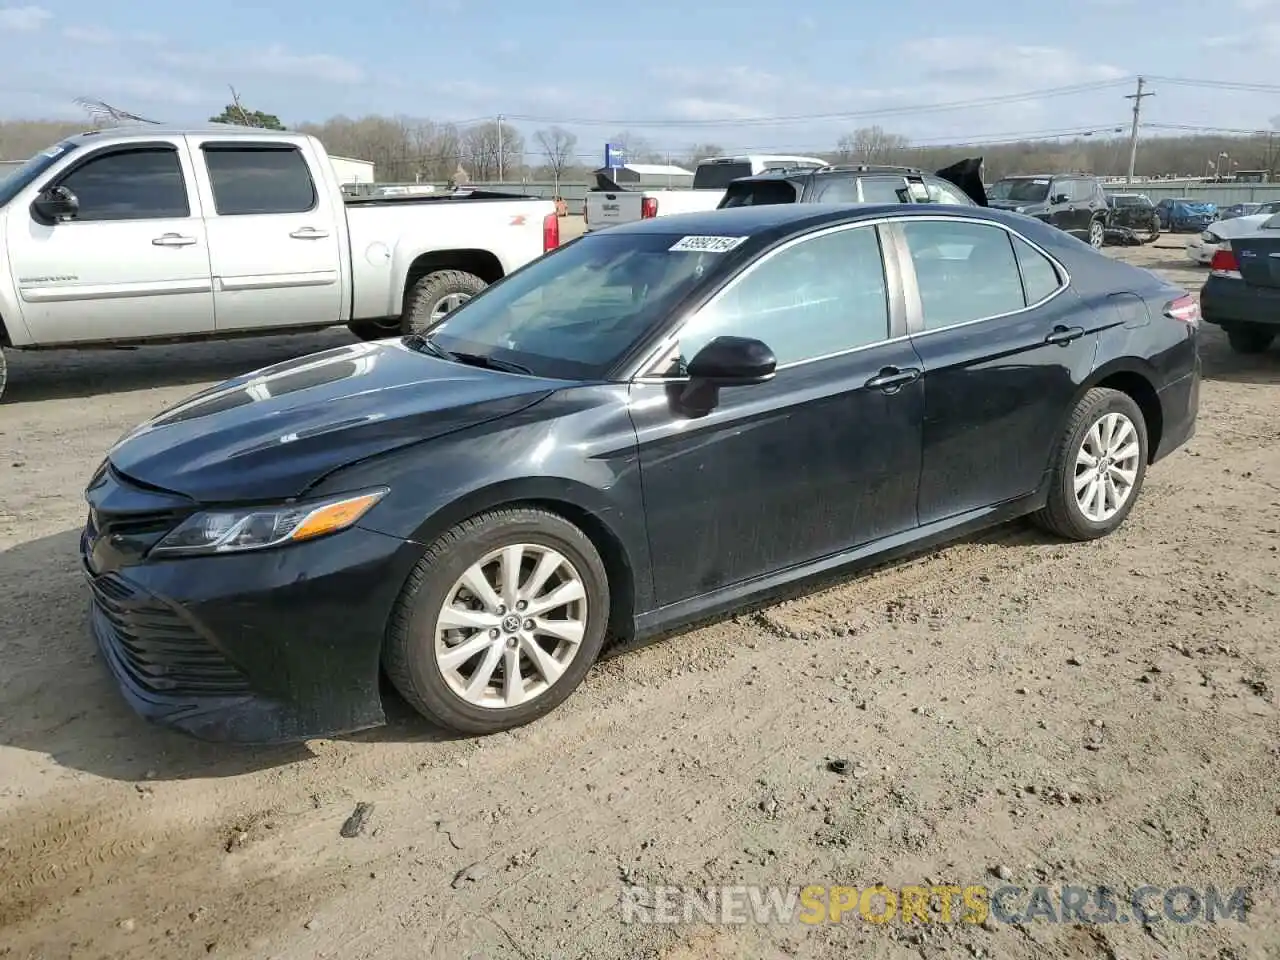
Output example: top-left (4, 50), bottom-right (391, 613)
top-left (720, 180), bottom-right (799, 207)
top-left (693, 162), bottom-right (753, 190)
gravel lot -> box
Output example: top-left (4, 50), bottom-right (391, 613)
top-left (1, 236), bottom-right (1278, 960)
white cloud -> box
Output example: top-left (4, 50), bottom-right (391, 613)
top-left (61, 25), bottom-right (115, 44)
top-left (157, 44), bottom-right (365, 85)
top-left (0, 5), bottom-right (51, 30)
top-left (902, 36), bottom-right (1127, 87)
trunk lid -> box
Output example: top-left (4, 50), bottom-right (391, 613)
top-left (1231, 234), bottom-right (1280, 288)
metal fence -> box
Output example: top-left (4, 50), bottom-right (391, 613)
top-left (1101, 183), bottom-right (1280, 205)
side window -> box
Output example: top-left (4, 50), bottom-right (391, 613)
top-left (1049, 180), bottom-right (1070, 204)
top-left (811, 176), bottom-right (861, 203)
top-left (54, 147), bottom-right (189, 222)
top-left (901, 220), bottom-right (1026, 330)
top-left (859, 177), bottom-right (909, 203)
top-left (924, 177), bottom-right (974, 206)
top-left (202, 145), bottom-right (317, 215)
top-left (672, 225), bottom-right (890, 368)
top-left (1011, 235), bottom-right (1063, 304)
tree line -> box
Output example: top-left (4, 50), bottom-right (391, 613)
top-left (2, 110), bottom-right (1277, 184)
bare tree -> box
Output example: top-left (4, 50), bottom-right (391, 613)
top-left (535, 126), bottom-right (577, 195)
top-left (835, 126), bottom-right (910, 165)
top-left (463, 120), bottom-right (524, 181)
top-left (607, 130), bottom-right (660, 164)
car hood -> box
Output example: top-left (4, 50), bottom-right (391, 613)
top-left (933, 158), bottom-right (988, 207)
top-left (986, 198), bottom-right (1035, 212)
top-left (1208, 213), bottom-right (1274, 238)
top-left (107, 339), bottom-right (559, 503)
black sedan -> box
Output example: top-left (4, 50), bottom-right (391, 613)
top-left (83, 204), bottom-right (1201, 743)
top-left (1200, 214), bottom-right (1280, 354)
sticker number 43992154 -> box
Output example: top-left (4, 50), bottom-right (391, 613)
top-left (669, 235), bottom-right (748, 253)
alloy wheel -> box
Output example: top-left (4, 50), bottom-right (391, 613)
top-left (1074, 412), bottom-right (1141, 523)
top-left (434, 543), bottom-right (588, 709)
top-left (431, 292), bottom-right (472, 324)
top-left (1089, 220), bottom-right (1105, 248)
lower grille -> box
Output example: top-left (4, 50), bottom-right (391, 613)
top-left (89, 573), bottom-right (251, 697)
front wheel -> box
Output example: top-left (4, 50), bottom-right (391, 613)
top-left (400, 270), bottom-right (488, 336)
top-left (1226, 325), bottom-right (1276, 355)
top-left (383, 508), bottom-right (611, 735)
top-left (1033, 388), bottom-right (1148, 541)
top-left (1088, 218), bottom-right (1106, 249)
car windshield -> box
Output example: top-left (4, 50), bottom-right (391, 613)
top-left (990, 178), bottom-right (1050, 202)
top-left (692, 162), bottom-right (754, 190)
top-left (1111, 195), bottom-right (1143, 206)
top-left (0, 139), bottom-right (80, 207)
top-left (423, 232), bottom-right (724, 380)
top-left (1263, 213), bottom-right (1280, 230)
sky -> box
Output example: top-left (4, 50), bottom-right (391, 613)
top-left (2, 0), bottom-right (1280, 165)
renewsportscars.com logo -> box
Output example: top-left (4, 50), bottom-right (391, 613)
top-left (620, 884), bottom-right (1251, 926)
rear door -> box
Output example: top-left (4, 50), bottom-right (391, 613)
top-left (186, 136), bottom-right (344, 331)
top-left (888, 216), bottom-right (1100, 524)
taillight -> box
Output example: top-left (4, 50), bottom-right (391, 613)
top-left (543, 211), bottom-right (559, 252)
top-left (641, 197), bottom-right (658, 218)
top-left (1209, 246), bottom-right (1241, 279)
top-left (1164, 293), bottom-right (1201, 326)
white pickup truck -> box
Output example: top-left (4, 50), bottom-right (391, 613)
top-left (583, 154), bottom-right (827, 231)
top-left (0, 125), bottom-right (560, 399)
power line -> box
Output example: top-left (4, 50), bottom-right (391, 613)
top-left (499, 78), bottom-right (1135, 128)
top-left (1144, 75), bottom-right (1280, 94)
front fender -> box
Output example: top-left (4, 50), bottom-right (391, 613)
top-left (0, 208), bottom-right (35, 346)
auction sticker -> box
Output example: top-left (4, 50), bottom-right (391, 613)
top-left (669, 235), bottom-right (748, 253)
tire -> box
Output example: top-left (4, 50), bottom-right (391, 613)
top-left (347, 319), bottom-right (399, 341)
top-left (1033, 387), bottom-right (1149, 542)
top-left (400, 270), bottom-right (487, 336)
top-left (1226, 326), bottom-right (1275, 354)
top-left (1088, 217), bottom-right (1106, 249)
top-left (383, 507), bottom-right (611, 735)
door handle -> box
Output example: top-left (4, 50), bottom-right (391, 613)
top-left (151, 233), bottom-right (196, 247)
top-left (1044, 325), bottom-right (1086, 346)
top-left (290, 227), bottom-right (330, 239)
top-left (864, 366), bottom-right (921, 393)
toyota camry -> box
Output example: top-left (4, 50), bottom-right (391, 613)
top-left (83, 203), bottom-right (1200, 743)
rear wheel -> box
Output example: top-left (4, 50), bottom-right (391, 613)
top-left (1226, 325), bottom-right (1276, 355)
top-left (400, 270), bottom-right (487, 336)
top-left (383, 508), bottom-right (610, 735)
top-left (1033, 388), bottom-right (1148, 541)
top-left (1088, 217), bottom-right (1106, 249)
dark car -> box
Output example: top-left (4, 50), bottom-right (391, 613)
top-left (1200, 212), bottom-right (1280, 354)
top-left (83, 204), bottom-right (1201, 743)
top-left (718, 159), bottom-right (987, 209)
top-left (1104, 193), bottom-right (1161, 244)
top-left (986, 174), bottom-right (1112, 248)
top-left (1154, 198), bottom-right (1218, 232)
top-left (1220, 202), bottom-right (1262, 220)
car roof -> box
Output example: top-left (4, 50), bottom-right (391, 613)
top-left (603, 203), bottom-right (1025, 240)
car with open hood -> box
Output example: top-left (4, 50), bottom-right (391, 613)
top-left (84, 203), bottom-right (1200, 743)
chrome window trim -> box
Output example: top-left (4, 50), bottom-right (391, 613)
top-left (625, 213), bottom-right (1072, 383)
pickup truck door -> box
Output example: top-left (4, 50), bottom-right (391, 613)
top-left (5, 138), bottom-right (215, 345)
top-left (186, 135), bottom-right (343, 331)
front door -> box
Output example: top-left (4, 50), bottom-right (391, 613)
top-left (187, 137), bottom-right (343, 332)
top-left (890, 217), bottom-right (1101, 524)
top-left (6, 140), bottom-right (214, 345)
top-left (630, 222), bottom-right (924, 607)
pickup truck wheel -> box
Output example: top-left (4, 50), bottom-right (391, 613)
top-left (401, 270), bottom-right (488, 335)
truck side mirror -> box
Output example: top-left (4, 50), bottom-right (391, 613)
top-left (33, 185), bottom-right (80, 223)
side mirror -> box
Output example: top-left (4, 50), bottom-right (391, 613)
top-left (686, 336), bottom-right (776, 385)
top-left (1051, 193), bottom-right (1069, 205)
top-left (32, 185), bottom-right (79, 222)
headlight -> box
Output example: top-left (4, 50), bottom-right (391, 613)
top-left (151, 488), bottom-right (388, 557)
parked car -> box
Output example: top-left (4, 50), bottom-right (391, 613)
top-left (583, 154), bottom-right (827, 231)
top-left (716, 158), bottom-right (987, 208)
top-left (1185, 201), bottom-right (1280, 264)
top-left (1200, 212), bottom-right (1280, 354)
top-left (1154, 198), bottom-right (1218, 232)
top-left (84, 203), bottom-right (1200, 742)
top-left (1219, 202), bottom-right (1262, 220)
top-left (1103, 193), bottom-right (1161, 245)
top-left (985, 174), bottom-right (1111, 248)
top-left (0, 126), bottom-right (559, 400)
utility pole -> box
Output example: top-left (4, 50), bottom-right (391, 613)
top-left (496, 114), bottom-right (505, 183)
top-left (1124, 77), bottom-right (1154, 184)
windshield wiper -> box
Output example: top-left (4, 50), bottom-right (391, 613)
top-left (403, 334), bottom-right (456, 361)
top-left (448, 351), bottom-right (534, 376)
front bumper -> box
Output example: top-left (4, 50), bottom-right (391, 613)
top-left (1185, 236), bottom-right (1218, 265)
top-left (83, 522), bottom-right (421, 743)
top-left (1200, 276), bottom-right (1280, 329)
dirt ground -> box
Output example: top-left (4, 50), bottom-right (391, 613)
top-left (1, 235), bottom-right (1278, 960)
